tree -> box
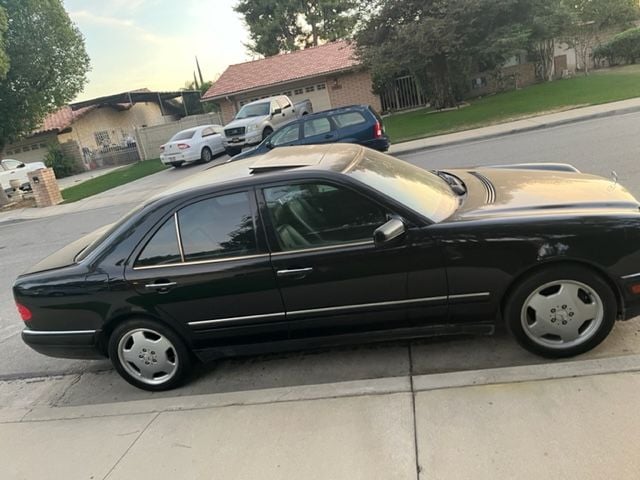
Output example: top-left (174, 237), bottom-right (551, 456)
top-left (355, 0), bottom-right (531, 110)
top-left (564, 0), bottom-right (639, 75)
top-left (235, 0), bottom-right (360, 56)
top-left (0, 0), bottom-right (90, 152)
top-left (0, 0), bottom-right (89, 205)
top-left (528, 0), bottom-right (572, 82)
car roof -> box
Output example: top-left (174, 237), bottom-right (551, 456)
top-left (153, 144), bottom-right (364, 201)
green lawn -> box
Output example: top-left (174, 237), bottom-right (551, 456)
top-left (61, 159), bottom-right (168, 203)
top-left (385, 65), bottom-right (640, 143)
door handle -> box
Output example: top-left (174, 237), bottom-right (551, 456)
top-left (144, 281), bottom-right (177, 289)
top-left (277, 267), bottom-right (313, 278)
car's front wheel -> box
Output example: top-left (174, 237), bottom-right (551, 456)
top-left (262, 127), bottom-right (273, 141)
top-left (108, 319), bottom-right (193, 391)
top-left (505, 265), bottom-right (617, 358)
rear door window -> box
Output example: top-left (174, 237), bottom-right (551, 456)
top-left (177, 192), bottom-right (257, 262)
top-left (332, 112), bottom-right (367, 129)
top-left (303, 118), bottom-right (332, 138)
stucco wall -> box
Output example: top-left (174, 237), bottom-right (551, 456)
top-left (58, 102), bottom-right (166, 151)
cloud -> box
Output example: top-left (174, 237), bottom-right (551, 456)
top-left (69, 10), bottom-right (167, 45)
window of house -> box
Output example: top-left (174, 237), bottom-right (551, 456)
top-left (94, 130), bottom-right (111, 147)
top-left (263, 183), bottom-right (388, 251)
top-left (39, 143), bottom-right (47, 149)
top-left (332, 112), bottom-right (367, 128)
top-left (30, 144), bottom-right (39, 150)
top-left (471, 77), bottom-right (488, 89)
top-left (305, 85), bottom-right (315, 93)
top-left (136, 217), bottom-right (182, 267)
top-left (22, 146), bottom-right (30, 152)
top-left (316, 84), bottom-right (326, 90)
top-left (282, 91), bottom-right (292, 97)
top-left (177, 192), bottom-right (257, 262)
top-left (294, 88), bottom-right (304, 95)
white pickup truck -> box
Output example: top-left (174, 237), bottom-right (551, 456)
top-left (223, 95), bottom-right (312, 155)
top-left (0, 159), bottom-right (46, 192)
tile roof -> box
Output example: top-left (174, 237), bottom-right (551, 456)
top-left (34, 105), bottom-right (97, 135)
top-left (202, 40), bottom-right (360, 100)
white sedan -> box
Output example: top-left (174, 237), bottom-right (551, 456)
top-left (0, 159), bottom-right (46, 191)
top-left (160, 125), bottom-right (225, 168)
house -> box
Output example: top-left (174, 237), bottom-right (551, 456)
top-left (202, 41), bottom-right (382, 124)
top-left (3, 89), bottom-right (202, 169)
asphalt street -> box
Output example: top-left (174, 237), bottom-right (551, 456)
top-left (1, 111), bottom-right (640, 399)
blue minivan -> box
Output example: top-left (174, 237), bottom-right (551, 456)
top-left (231, 104), bottom-right (390, 161)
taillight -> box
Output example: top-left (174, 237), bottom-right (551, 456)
top-left (160, 145), bottom-right (165, 152)
top-left (16, 302), bottom-right (32, 322)
top-left (373, 121), bottom-right (383, 139)
top-left (178, 143), bottom-right (190, 150)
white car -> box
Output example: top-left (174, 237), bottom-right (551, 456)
top-left (160, 125), bottom-right (225, 168)
top-left (0, 159), bottom-right (46, 192)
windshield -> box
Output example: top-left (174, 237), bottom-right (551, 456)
top-left (236, 102), bottom-right (270, 119)
top-left (343, 150), bottom-right (459, 222)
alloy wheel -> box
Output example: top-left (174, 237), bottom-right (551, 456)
top-left (117, 328), bottom-right (179, 386)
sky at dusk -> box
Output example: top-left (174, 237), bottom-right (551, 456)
top-left (64, 0), bottom-right (252, 101)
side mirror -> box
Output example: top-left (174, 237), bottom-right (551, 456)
top-left (373, 218), bottom-right (406, 246)
top-left (18, 163), bottom-right (25, 168)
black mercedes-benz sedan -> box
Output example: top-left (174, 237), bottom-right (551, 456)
top-left (13, 144), bottom-right (640, 390)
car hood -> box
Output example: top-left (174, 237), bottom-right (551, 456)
top-left (445, 168), bottom-right (640, 221)
top-left (225, 115), bottom-right (269, 130)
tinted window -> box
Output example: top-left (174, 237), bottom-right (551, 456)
top-left (264, 183), bottom-right (388, 251)
top-left (236, 102), bottom-right (270, 119)
top-left (170, 130), bottom-right (196, 141)
top-left (270, 124), bottom-right (300, 146)
top-left (303, 118), bottom-right (332, 137)
top-left (333, 112), bottom-right (367, 128)
top-left (136, 217), bottom-right (181, 267)
top-left (178, 192), bottom-right (257, 262)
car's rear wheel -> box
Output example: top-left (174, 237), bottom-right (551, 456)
top-left (108, 319), bottom-right (193, 391)
top-left (504, 265), bottom-right (616, 358)
top-left (262, 127), bottom-right (273, 140)
top-left (201, 147), bottom-right (212, 163)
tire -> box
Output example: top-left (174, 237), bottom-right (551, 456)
top-left (225, 147), bottom-right (242, 157)
top-left (108, 318), bottom-right (193, 391)
top-left (504, 265), bottom-right (617, 358)
top-left (170, 161), bottom-right (184, 168)
top-left (262, 127), bottom-right (273, 141)
top-left (201, 147), bottom-right (212, 163)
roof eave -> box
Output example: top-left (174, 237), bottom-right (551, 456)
top-left (201, 65), bottom-right (362, 102)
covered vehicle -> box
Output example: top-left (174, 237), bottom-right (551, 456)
top-left (13, 144), bottom-right (640, 390)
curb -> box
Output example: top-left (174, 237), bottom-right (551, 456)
top-left (390, 104), bottom-right (640, 156)
top-left (4, 353), bottom-right (640, 423)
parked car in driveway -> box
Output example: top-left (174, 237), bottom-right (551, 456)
top-left (223, 95), bottom-right (313, 156)
top-left (160, 125), bottom-right (225, 168)
top-left (232, 105), bottom-right (390, 161)
top-left (14, 144), bottom-right (640, 390)
top-left (0, 158), bottom-right (46, 193)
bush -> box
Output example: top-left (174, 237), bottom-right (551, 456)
top-left (45, 144), bottom-right (82, 178)
top-left (595, 27), bottom-right (640, 66)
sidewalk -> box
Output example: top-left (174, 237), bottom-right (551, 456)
top-left (388, 96), bottom-right (640, 156)
top-left (2, 356), bottom-right (640, 479)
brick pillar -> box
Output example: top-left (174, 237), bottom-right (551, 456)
top-left (28, 168), bottom-right (63, 207)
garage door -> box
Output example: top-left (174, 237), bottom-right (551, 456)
top-left (289, 82), bottom-right (332, 113)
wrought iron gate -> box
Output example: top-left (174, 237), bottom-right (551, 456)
top-left (381, 75), bottom-right (427, 112)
